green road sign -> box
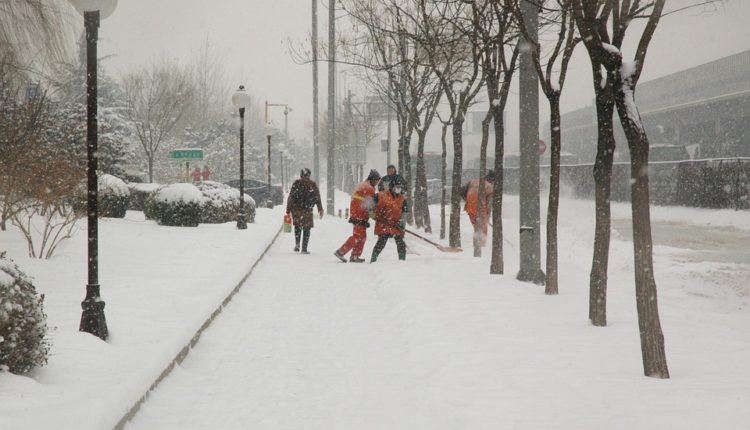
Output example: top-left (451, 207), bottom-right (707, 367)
top-left (170, 148), bottom-right (204, 160)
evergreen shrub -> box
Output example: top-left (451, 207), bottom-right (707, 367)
top-left (73, 174), bottom-right (131, 218)
top-left (0, 252), bottom-right (50, 374)
top-left (196, 181), bottom-right (256, 224)
top-left (128, 182), bottom-right (161, 212)
top-left (144, 183), bottom-right (204, 227)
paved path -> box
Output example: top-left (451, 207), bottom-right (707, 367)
top-left (123, 217), bottom-right (449, 429)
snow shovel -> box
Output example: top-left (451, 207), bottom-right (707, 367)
top-left (404, 228), bottom-right (462, 253)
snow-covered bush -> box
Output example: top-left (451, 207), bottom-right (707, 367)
top-left (195, 181), bottom-right (256, 224)
top-left (128, 182), bottom-right (161, 212)
top-left (73, 174), bottom-right (131, 218)
top-left (97, 174), bottom-right (130, 218)
top-left (0, 252), bottom-right (50, 374)
top-left (144, 183), bottom-right (204, 227)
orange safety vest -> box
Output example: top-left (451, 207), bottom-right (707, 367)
top-left (349, 181), bottom-right (376, 221)
top-left (374, 191), bottom-right (406, 236)
top-left (464, 179), bottom-right (493, 216)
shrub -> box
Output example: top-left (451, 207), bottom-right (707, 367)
top-left (73, 174), bottom-right (131, 218)
top-left (98, 174), bottom-right (130, 218)
top-left (0, 252), bottom-right (50, 374)
top-left (196, 181), bottom-right (256, 224)
top-left (144, 183), bottom-right (204, 227)
top-left (128, 182), bottom-right (162, 212)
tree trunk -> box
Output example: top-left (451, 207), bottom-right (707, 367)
top-left (474, 114), bottom-right (491, 258)
top-left (490, 108), bottom-right (505, 274)
top-left (589, 80), bottom-right (616, 327)
top-left (440, 122), bottom-right (448, 240)
top-left (415, 131), bottom-right (431, 232)
top-left (449, 117), bottom-right (464, 248)
top-left (615, 75), bottom-right (670, 378)
top-left (148, 156), bottom-right (154, 183)
top-left (545, 95), bottom-right (561, 295)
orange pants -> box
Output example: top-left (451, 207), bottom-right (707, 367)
top-left (337, 224), bottom-right (368, 258)
top-left (468, 211), bottom-right (489, 246)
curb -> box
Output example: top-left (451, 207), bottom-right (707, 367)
top-left (113, 225), bottom-right (283, 430)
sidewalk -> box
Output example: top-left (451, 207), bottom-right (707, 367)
top-left (0, 207), bottom-right (283, 430)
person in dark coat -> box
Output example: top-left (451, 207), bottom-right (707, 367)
top-left (286, 168), bottom-right (324, 253)
top-left (377, 164), bottom-right (406, 192)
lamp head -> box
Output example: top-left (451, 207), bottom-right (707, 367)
top-left (264, 122), bottom-right (277, 138)
top-left (68, 0), bottom-right (118, 19)
top-left (232, 85), bottom-right (251, 109)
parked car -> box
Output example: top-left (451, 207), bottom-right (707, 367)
top-left (224, 178), bottom-right (284, 206)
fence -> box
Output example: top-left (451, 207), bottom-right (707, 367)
top-left (447, 157), bottom-right (750, 210)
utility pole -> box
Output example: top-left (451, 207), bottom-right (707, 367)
top-left (326, 0), bottom-right (335, 215)
top-left (312, 0), bottom-right (320, 184)
top-left (517, 0), bottom-right (545, 285)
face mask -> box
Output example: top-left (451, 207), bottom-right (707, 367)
top-left (393, 187), bottom-right (402, 194)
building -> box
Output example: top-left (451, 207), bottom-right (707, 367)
top-left (559, 49), bottom-right (750, 161)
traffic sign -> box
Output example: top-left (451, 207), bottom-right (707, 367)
top-left (170, 148), bottom-right (203, 160)
top-left (538, 139), bottom-right (546, 155)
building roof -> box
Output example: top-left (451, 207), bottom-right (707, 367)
top-left (561, 49), bottom-right (750, 122)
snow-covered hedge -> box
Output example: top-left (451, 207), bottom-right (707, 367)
top-left (144, 183), bottom-right (204, 227)
top-left (0, 252), bottom-right (50, 374)
top-left (97, 174), bottom-right (130, 218)
top-left (195, 181), bottom-right (256, 224)
top-left (73, 174), bottom-right (131, 218)
top-left (128, 182), bottom-right (162, 212)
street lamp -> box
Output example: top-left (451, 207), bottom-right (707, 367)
top-left (68, 0), bottom-right (118, 341)
top-left (263, 122), bottom-right (278, 208)
top-left (285, 150), bottom-right (292, 192)
top-left (283, 105), bottom-right (293, 136)
top-left (278, 143), bottom-right (286, 194)
top-left (232, 85), bottom-right (251, 229)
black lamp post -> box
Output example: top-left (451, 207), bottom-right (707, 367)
top-left (232, 85), bottom-right (251, 229)
top-left (264, 101), bottom-right (289, 208)
top-left (69, 0), bottom-right (118, 341)
top-left (279, 144), bottom-right (286, 194)
top-left (263, 122), bottom-right (277, 208)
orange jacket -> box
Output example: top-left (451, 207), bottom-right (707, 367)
top-left (374, 191), bottom-right (407, 236)
top-left (463, 178), bottom-right (493, 216)
top-left (349, 180), bottom-right (376, 222)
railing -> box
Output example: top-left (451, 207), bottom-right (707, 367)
top-left (446, 157), bottom-right (750, 210)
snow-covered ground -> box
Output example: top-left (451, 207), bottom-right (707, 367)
top-left (1, 189), bottom-right (749, 429)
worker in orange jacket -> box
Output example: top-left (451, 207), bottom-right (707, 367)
top-left (461, 170), bottom-right (495, 246)
top-left (334, 169), bottom-right (381, 263)
top-left (370, 179), bottom-right (408, 262)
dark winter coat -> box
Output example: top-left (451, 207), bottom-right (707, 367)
top-left (377, 173), bottom-right (406, 192)
top-left (286, 177), bottom-right (323, 228)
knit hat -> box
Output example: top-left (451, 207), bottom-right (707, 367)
top-left (367, 169), bottom-right (381, 181)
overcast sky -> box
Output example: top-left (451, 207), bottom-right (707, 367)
top-left (92, 0), bottom-right (750, 150)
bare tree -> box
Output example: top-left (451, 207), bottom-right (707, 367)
top-left (466, 0), bottom-right (520, 264)
top-left (339, 0), bottom-right (445, 231)
top-left (0, 65), bottom-right (47, 231)
top-left (514, 0), bottom-right (579, 291)
top-left (415, 0), bottom-right (486, 248)
top-left (0, 0), bottom-right (71, 76)
top-left (123, 60), bottom-right (195, 183)
top-left (574, 0), bottom-right (670, 378)
top-left (0, 81), bottom-right (84, 257)
top-left (436, 111), bottom-right (453, 240)
top-left (571, 1), bottom-right (618, 327)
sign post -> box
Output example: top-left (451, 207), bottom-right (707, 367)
top-left (170, 148), bottom-right (204, 182)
